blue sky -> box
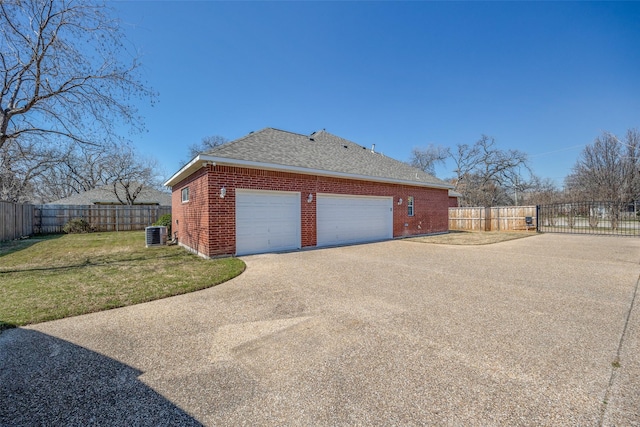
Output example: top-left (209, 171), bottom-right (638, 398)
top-left (112, 1), bottom-right (640, 187)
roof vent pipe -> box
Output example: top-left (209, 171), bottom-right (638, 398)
top-left (371, 144), bottom-right (375, 153)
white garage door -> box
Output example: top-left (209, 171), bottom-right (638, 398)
top-left (317, 194), bottom-right (393, 247)
top-left (236, 189), bottom-right (301, 255)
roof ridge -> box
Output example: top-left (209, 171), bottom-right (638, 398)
top-left (204, 127), bottom-right (272, 154)
top-left (313, 129), bottom-right (364, 147)
top-left (266, 127), bottom-right (309, 137)
top-left (205, 127), bottom-right (322, 159)
top-left (208, 128), bottom-right (308, 154)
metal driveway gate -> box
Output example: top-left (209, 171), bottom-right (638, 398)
top-left (537, 201), bottom-right (639, 236)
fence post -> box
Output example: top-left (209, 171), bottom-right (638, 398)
top-left (484, 207), bottom-right (492, 231)
top-left (535, 205), bottom-right (540, 232)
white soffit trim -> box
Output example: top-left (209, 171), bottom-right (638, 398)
top-left (163, 155), bottom-right (211, 187)
top-left (164, 155), bottom-right (454, 190)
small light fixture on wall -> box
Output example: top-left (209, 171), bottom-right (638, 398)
top-left (220, 186), bottom-right (226, 198)
top-left (397, 198), bottom-right (403, 205)
top-left (307, 193), bottom-right (313, 203)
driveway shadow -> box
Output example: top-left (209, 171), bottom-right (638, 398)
top-left (0, 329), bottom-right (202, 426)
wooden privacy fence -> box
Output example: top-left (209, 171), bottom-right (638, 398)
top-left (34, 205), bottom-right (172, 234)
top-left (1, 202), bottom-right (172, 240)
top-left (449, 206), bottom-right (537, 232)
top-left (0, 201), bottom-right (34, 241)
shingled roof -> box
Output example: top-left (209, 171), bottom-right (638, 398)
top-left (165, 128), bottom-right (452, 189)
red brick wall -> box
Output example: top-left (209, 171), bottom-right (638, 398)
top-left (448, 196), bottom-right (459, 208)
top-left (172, 165), bottom-right (449, 257)
top-left (171, 166), bottom-right (211, 257)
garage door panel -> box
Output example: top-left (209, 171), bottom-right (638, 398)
top-left (317, 194), bottom-right (392, 247)
top-left (236, 190), bottom-right (301, 255)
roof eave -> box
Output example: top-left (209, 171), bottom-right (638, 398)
top-left (164, 155), bottom-right (454, 190)
top-left (163, 155), bottom-right (213, 187)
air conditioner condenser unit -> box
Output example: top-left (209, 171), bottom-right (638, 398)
top-left (145, 226), bottom-right (168, 247)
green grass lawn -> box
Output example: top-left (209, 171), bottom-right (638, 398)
top-left (0, 232), bottom-right (245, 331)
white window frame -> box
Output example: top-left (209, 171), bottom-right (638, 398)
top-left (181, 187), bottom-right (189, 203)
top-left (407, 196), bottom-right (414, 217)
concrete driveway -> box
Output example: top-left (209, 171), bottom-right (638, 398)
top-left (1, 234), bottom-right (639, 426)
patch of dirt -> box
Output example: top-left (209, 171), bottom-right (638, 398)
top-left (408, 231), bottom-right (536, 245)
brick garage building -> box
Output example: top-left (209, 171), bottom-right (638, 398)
top-left (448, 190), bottom-right (463, 208)
top-left (164, 128), bottom-right (453, 257)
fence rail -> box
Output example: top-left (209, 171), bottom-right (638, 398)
top-left (0, 202), bottom-right (34, 241)
top-left (449, 206), bottom-right (537, 232)
top-left (538, 201), bottom-right (639, 236)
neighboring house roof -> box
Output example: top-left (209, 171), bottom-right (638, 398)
top-left (47, 184), bottom-right (172, 206)
top-left (449, 190), bottom-right (463, 198)
top-left (165, 128), bottom-right (453, 189)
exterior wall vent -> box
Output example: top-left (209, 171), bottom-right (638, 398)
top-left (145, 226), bottom-right (168, 247)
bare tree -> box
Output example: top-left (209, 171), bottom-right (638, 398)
top-left (181, 135), bottom-right (228, 166)
top-left (0, 162), bottom-right (33, 202)
top-left (0, 0), bottom-right (154, 201)
top-left (408, 144), bottom-right (450, 176)
top-left (0, 137), bottom-right (63, 201)
top-left (565, 131), bottom-right (632, 202)
top-left (565, 132), bottom-right (626, 201)
top-left (621, 128), bottom-right (640, 203)
top-left (33, 144), bottom-right (111, 202)
top-left (520, 175), bottom-right (561, 206)
top-left (451, 135), bottom-right (530, 206)
top-left (92, 143), bottom-right (164, 205)
top-left (30, 142), bottom-right (164, 204)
